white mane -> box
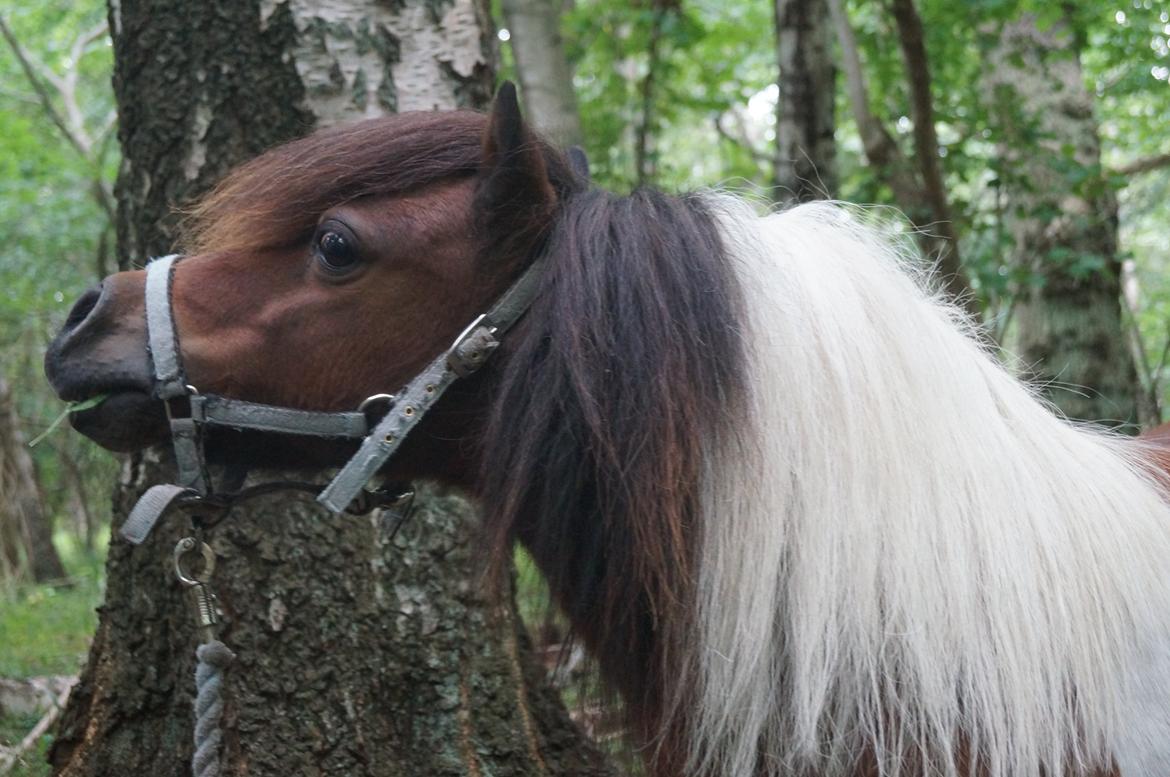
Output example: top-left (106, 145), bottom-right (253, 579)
top-left (688, 197), bottom-right (1170, 777)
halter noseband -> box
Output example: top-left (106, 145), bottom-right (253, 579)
top-left (122, 252), bottom-right (545, 544)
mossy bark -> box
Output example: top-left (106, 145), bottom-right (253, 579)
top-left (49, 2), bottom-right (610, 775)
top-left (982, 14), bottom-right (1139, 428)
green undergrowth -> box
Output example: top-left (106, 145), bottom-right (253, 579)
top-left (0, 532), bottom-right (105, 776)
top-left (0, 533), bottom-right (106, 678)
top-left (0, 710), bottom-right (50, 776)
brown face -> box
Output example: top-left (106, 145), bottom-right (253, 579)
top-left (44, 179), bottom-right (493, 468)
top-left (45, 88), bottom-right (564, 483)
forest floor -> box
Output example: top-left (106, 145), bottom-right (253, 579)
top-left (0, 536), bottom-right (104, 777)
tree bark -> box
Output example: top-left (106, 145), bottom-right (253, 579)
top-left (49, 2), bottom-right (610, 775)
top-left (0, 375), bottom-right (67, 584)
top-left (773, 0), bottom-right (837, 203)
top-left (501, 0), bottom-right (584, 147)
top-left (981, 13), bottom-right (1139, 428)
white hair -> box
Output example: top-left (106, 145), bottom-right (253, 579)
top-left (687, 196), bottom-right (1170, 777)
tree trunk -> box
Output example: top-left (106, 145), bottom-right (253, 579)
top-left (501, 0), bottom-right (584, 147)
top-left (0, 375), bottom-right (67, 584)
top-left (887, 0), bottom-right (965, 300)
top-left (773, 0), bottom-right (837, 203)
top-left (48, 2), bottom-right (610, 775)
top-left (826, 0), bottom-right (979, 320)
top-left (634, 5), bottom-right (671, 187)
top-left (982, 13), bottom-right (1138, 428)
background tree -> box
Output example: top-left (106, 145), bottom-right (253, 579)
top-left (827, 0), bottom-right (976, 317)
top-left (0, 5), bottom-right (117, 593)
top-left (773, 0), bottom-right (837, 202)
top-left (501, 0), bottom-right (584, 146)
top-left (981, 10), bottom-right (1140, 427)
top-left (45, 2), bottom-right (608, 776)
top-left (0, 375), bottom-right (66, 584)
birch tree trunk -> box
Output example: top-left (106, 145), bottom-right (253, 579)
top-left (982, 14), bottom-right (1138, 427)
top-left (501, 0), bottom-right (583, 147)
top-left (47, 2), bottom-right (610, 775)
top-left (773, 0), bottom-right (837, 202)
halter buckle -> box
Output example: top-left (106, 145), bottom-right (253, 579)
top-left (358, 393), bottom-right (396, 415)
top-left (447, 314), bottom-right (500, 378)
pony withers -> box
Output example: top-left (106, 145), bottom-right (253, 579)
top-left (45, 84), bottom-right (1170, 776)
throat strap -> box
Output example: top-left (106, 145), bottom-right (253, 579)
top-left (190, 396), bottom-right (369, 438)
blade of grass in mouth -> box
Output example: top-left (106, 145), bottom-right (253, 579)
top-left (28, 394), bottom-right (109, 448)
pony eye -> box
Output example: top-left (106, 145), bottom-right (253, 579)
top-left (314, 228), bottom-right (360, 274)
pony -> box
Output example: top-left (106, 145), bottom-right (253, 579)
top-left (45, 84), bottom-right (1170, 777)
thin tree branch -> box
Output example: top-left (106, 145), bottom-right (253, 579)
top-left (1153, 324), bottom-right (1170, 398)
top-left (826, 0), bottom-right (921, 202)
top-left (826, 0), bottom-right (875, 140)
top-left (712, 113), bottom-right (774, 167)
top-left (62, 22), bottom-right (109, 153)
top-left (1111, 152), bottom-right (1170, 178)
top-left (74, 20), bottom-right (109, 56)
top-left (0, 15), bottom-right (92, 157)
top-left (0, 86), bottom-right (39, 105)
top-left (0, 16), bottom-right (115, 226)
top-left (0, 681), bottom-right (73, 775)
top-left (1121, 258), bottom-right (1162, 425)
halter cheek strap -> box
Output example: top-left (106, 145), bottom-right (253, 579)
top-left (317, 256), bottom-right (546, 512)
top-left (146, 254), bottom-right (208, 493)
top-left (124, 252), bottom-right (545, 542)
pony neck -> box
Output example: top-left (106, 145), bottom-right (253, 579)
top-left (480, 191), bottom-right (1170, 777)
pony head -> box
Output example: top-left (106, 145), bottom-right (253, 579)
top-left (45, 84), bottom-right (579, 481)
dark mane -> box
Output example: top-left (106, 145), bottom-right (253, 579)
top-left (479, 187), bottom-right (748, 743)
top-left (184, 112), bottom-right (492, 254)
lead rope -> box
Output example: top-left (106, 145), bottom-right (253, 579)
top-left (156, 489), bottom-right (417, 776)
top-left (174, 536), bottom-right (234, 777)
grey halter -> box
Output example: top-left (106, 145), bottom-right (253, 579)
top-left (122, 251), bottom-right (545, 543)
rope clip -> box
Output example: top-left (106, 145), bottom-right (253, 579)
top-left (175, 537), bottom-right (220, 643)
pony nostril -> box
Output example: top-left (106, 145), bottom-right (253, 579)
top-left (63, 283), bottom-right (104, 332)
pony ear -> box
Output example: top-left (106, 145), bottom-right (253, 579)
top-left (567, 146), bottom-right (591, 182)
top-left (476, 82), bottom-right (557, 246)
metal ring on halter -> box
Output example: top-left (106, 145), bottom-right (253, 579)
top-left (174, 537), bottom-right (216, 586)
top-left (163, 385), bottom-right (200, 422)
top-left (358, 394), bottom-right (396, 413)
